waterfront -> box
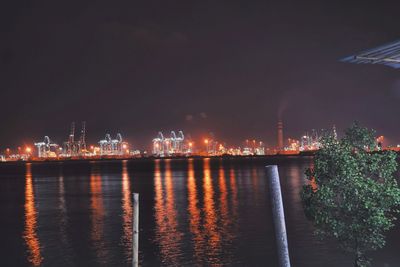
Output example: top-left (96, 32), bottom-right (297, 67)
top-left (1, 157), bottom-right (399, 266)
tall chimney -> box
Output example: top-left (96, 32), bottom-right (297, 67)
top-left (277, 120), bottom-right (284, 151)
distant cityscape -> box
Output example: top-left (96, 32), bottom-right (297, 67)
top-left (0, 121), bottom-right (396, 162)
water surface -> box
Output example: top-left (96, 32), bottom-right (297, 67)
top-left (0, 157), bottom-right (399, 266)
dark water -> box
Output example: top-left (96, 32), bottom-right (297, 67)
top-left (0, 157), bottom-right (399, 267)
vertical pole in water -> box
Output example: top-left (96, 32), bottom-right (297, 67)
top-left (133, 193), bottom-right (139, 267)
top-left (266, 165), bottom-right (291, 267)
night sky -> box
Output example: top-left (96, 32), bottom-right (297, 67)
top-left (1, 0), bottom-right (400, 150)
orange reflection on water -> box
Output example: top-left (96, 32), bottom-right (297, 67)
top-left (218, 165), bottom-right (229, 227)
top-left (203, 158), bottom-right (221, 259)
top-left (229, 167), bottom-right (238, 219)
top-left (121, 160), bottom-right (133, 259)
top-left (218, 162), bottom-right (236, 261)
top-left (154, 160), bottom-right (164, 244)
top-left (24, 163), bottom-right (43, 266)
top-left (187, 158), bottom-right (202, 259)
top-left (154, 159), bottom-right (181, 265)
top-left (90, 164), bottom-right (106, 260)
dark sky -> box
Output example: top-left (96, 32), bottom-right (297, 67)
top-left (1, 0), bottom-right (400, 150)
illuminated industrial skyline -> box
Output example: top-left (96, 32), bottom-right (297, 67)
top-left (0, 120), bottom-right (395, 162)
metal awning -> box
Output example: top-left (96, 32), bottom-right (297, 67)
top-left (341, 39), bottom-right (400, 69)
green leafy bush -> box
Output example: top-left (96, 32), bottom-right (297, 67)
top-left (301, 123), bottom-right (400, 266)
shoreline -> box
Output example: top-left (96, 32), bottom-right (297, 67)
top-left (0, 153), bottom-right (316, 165)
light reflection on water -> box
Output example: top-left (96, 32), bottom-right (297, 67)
top-left (90, 163), bottom-right (106, 263)
top-left (202, 158), bottom-right (221, 264)
top-left (154, 159), bottom-right (182, 265)
top-left (8, 157), bottom-right (376, 266)
top-left (187, 158), bottom-right (202, 262)
top-left (121, 160), bottom-right (133, 260)
top-left (153, 158), bottom-right (240, 266)
top-left (23, 163), bottom-right (43, 266)
top-left (218, 164), bottom-right (229, 230)
top-left (58, 172), bottom-right (70, 253)
top-left (229, 166), bottom-right (239, 221)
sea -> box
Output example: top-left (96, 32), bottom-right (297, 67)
top-left (0, 157), bottom-right (399, 266)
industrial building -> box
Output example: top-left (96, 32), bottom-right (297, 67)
top-left (299, 130), bottom-right (321, 151)
top-left (299, 126), bottom-right (337, 151)
top-left (204, 138), bottom-right (218, 156)
top-left (34, 136), bottom-right (59, 158)
top-left (62, 122), bottom-right (87, 157)
top-left (277, 120), bottom-right (284, 151)
top-left (152, 131), bottom-right (187, 157)
top-left (31, 122), bottom-right (132, 159)
top-left (274, 120), bottom-right (339, 153)
top-left (242, 140), bottom-right (265, 156)
top-left (99, 133), bottom-right (129, 156)
top-left (3, 119), bottom-right (351, 161)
